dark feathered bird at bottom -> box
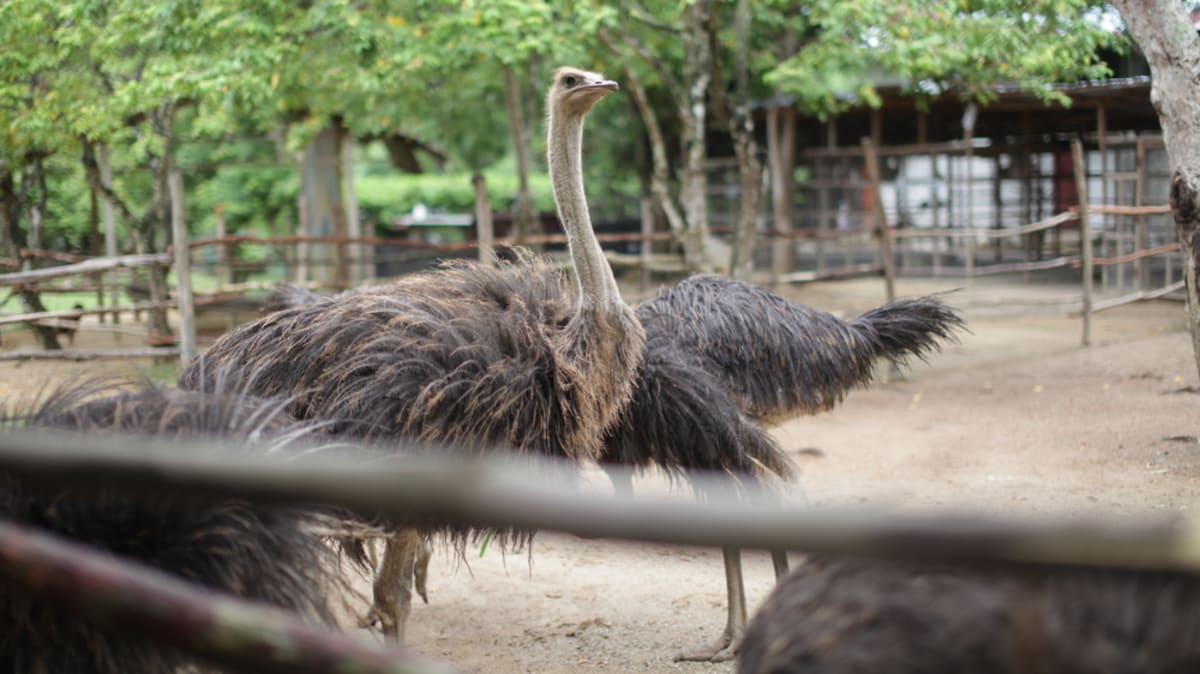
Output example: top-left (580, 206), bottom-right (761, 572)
top-left (0, 381), bottom-right (354, 674)
top-left (739, 557), bottom-right (1200, 674)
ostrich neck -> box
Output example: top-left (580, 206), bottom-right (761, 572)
top-left (548, 111), bottom-right (622, 314)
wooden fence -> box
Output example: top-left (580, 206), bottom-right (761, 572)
top-left (0, 429), bottom-right (1198, 673)
top-left (0, 140), bottom-right (1184, 361)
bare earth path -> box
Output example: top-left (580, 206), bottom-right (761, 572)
top-left (2, 276), bottom-right (1197, 673)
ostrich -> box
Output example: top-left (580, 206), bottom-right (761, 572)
top-left (0, 380), bottom-right (355, 674)
top-left (601, 275), bottom-right (963, 661)
top-left (263, 276), bottom-right (963, 660)
top-left (179, 66), bottom-right (644, 641)
top-left (738, 556), bottom-right (1200, 673)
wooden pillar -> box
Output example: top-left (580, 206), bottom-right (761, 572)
top-left (1072, 139), bottom-right (1093, 347)
top-left (862, 138), bottom-right (896, 303)
top-left (168, 169), bottom-right (196, 363)
top-left (214, 204), bottom-right (231, 290)
top-left (341, 130), bottom-right (371, 283)
top-left (818, 118), bottom-right (837, 273)
top-left (1135, 137), bottom-right (1149, 290)
top-left (473, 173), bottom-right (495, 267)
top-left (962, 103), bottom-right (978, 281)
top-left (639, 195), bottom-right (653, 292)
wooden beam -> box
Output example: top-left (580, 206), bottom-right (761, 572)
top-left (1073, 139), bottom-right (1094, 347)
top-left (169, 169), bottom-right (196, 364)
top-left (0, 348), bottom-right (180, 361)
top-left (861, 138), bottom-right (896, 302)
top-left (0, 254), bottom-right (171, 286)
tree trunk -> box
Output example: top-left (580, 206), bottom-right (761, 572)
top-left (768, 106), bottom-right (797, 281)
top-left (726, 0), bottom-right (763, 280)
top-left (138, 103), bottom-right (177, 339)
top-left (503, 64), bottom-right (539, 249)
top-left (678, 0), bottom-right (716, 271)
top-left (1113, 0), bottom-right (1200, 379)
top-left (1, 157), bottom-right (61, 350)
top-left (300, 120), bottom-right (350, 288)
top-left (615, 62), bottom-right (701, 266)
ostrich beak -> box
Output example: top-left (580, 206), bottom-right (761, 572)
top-left (582, 80), bottom-right (619, 93)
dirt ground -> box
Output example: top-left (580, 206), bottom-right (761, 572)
top-left (2, 275), bottom-right (1198, 673)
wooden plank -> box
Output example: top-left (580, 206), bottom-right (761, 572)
top-left (0, 253), bottom-right (170, 286)
top-left (472, 173), bottom-right (495, 267)
top-left (861, 138), bottom-right (896, 302)
top-left (0, 348), bottom-right (180, 362)
top-left (1091, 280), bottom-right (1186, 313)
top-left (1073, 139), bottom-right (1094, 347)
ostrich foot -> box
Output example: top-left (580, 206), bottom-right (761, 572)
top-left (363, 530), bottom-right (426, 641)
top-left (676, 547), bottom-right (747, 662)
top-left (674, 626), bottom-right (742, 662)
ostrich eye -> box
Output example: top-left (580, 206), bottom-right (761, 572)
top-left (562, 75), bottom-right (578, 88)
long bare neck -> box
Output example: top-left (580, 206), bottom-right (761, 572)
top-left (548, 108), bottom-right (622, 315)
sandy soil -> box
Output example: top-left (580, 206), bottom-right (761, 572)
top-left (2, 275), bottom-right (1198, 673)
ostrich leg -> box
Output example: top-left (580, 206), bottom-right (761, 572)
top-left (365, 530), bottom-right (431, 641)
top-left (676, 546), bottom-right (748, 662)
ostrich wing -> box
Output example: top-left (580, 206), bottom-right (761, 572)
top-left (637, 274), bottom-right (963, 422)
top-left (601, 339), bottom-right (795, 484)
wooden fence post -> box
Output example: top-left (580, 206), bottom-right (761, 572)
top-left (861, 138), bottom-right (897, 303)
top-left (1072, 139), bottom-right (1094, 347)
top-left (472, 173), bottom-right (495, 267)
top-left (169, 170), bottom-right (196, 363)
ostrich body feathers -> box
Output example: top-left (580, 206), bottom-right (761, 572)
top-left (0, 381), bottom-right (348, 674)
top-left (739, 557), bottom-right (1200, 674)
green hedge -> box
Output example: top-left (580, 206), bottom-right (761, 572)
top-left (356, 171), bottom-right (556, 227)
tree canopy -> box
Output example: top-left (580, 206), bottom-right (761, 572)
top-left (0, 0), bottom-right (1129, 265)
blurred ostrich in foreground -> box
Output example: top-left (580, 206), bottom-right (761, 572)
top-left (601, 275), bottom-right (963, 661)
top-left (179, 66), bottom-right (644, 641)
top-left (263, 275), bottom-right (963, 659)
top-left (0, 381), bottom-right (354, 674)
top-left (738, 556), bottom-right (1200, 674)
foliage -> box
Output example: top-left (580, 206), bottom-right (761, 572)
top-left (0, 0), bottom-right (1140, 273)
top-left (767, 0), bottom-right (1127, 116)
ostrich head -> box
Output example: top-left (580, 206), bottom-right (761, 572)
top-left (547, 66), bottom-right (619, 119)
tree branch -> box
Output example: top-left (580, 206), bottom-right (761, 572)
top-left (598, 26), bottom-right (685, 108)
top-left (80, 139), bottom-right (140, 227)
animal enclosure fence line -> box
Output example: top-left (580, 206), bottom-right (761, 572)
top-left (0, 210), bottom-right (1177, 361)
top-left (0, 170), bottom-right (1180, 362)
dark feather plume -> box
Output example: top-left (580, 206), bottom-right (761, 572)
top-left (636, 275), bottom-right (964, 422)
top-left (182, 251), bottom-right (644, 550)
top-left (0, 380), bottom-right (352, 674)
top-left (739, 557), bottom-right (1200, 674)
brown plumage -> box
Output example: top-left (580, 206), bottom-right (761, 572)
top-left (739, 557), bottom-right (1200, 674)
top-left (0, 380), bottom-right (352, 674)
top-left (261, 277), bottom-right (964, 658)
top-left (179, 66), bottom-right (643, 640)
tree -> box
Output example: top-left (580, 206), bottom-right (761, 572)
top-left (1111, 0), bottom-right (1200, 377)
top-left (767, 1), bottom-right (1119, 115)
top-left (595, 0), bottom-right (1122, 273)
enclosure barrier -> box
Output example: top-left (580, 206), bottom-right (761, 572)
top-left (1, 429), bottom-right (1198, 673)
top-left (0, 185), bottom-right (1181, 361)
